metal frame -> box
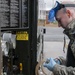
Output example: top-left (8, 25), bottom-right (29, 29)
top-left (1, 0), bottom-right (38, 75)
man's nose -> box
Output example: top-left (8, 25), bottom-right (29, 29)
top-left (58, 23), bottom-right (61, 27)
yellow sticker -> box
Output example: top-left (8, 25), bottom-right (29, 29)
top-left (20, 63), bottom-right (22, 71)
top-left (16, 31), bottom-right (28, 40)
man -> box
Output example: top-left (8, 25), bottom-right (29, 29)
top-left (43, 1), bottom-right (75, 75)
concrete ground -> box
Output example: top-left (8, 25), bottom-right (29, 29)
top-left (38, 26), bottom-right (69, 75)
top-left (38, 26), bottom-right (69, 60)
top-left (43, 41), bottom-right (67, 60)
top-left (38, 41), bottom-right (69, 75)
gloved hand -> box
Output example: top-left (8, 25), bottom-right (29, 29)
top-left (43, 58), bottom-right (56, 71)
top-left (54, 58), bottom-right (61, 65)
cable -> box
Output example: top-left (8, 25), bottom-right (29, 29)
top-left (35, 60), bottom-right (48, 75)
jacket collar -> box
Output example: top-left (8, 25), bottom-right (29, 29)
top-left (63, 19), bottom-right (75, 57)
top-left (67, 19), bottom-right (75, 29)
top-left (63, 19), bottom-right (75, 35)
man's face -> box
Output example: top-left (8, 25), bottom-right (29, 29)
top-left (55, 9), bottom-right (70, 29)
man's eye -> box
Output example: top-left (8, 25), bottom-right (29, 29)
top-left (58, 19), bottom-right (61, 22)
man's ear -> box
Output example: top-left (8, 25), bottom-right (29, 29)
top-left (66, 10), bottom-right (71, 17)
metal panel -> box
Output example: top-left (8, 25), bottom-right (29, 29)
top-left (1, 0), bottom-right (38, 75)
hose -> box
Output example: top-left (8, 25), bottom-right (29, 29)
top-left (35, 60), bottom-right (47, 75)
top-left (35, 60), bottom-right (54, 75)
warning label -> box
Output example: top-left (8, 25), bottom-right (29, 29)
top-left (16, 31), bottom-right (28, 40)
